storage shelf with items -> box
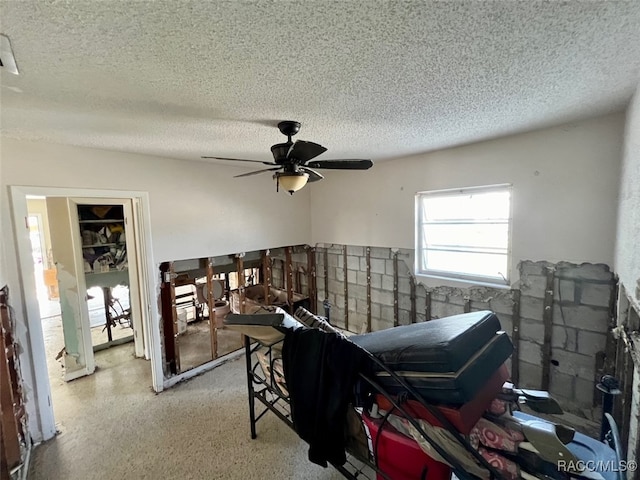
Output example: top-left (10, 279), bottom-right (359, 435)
top-left (77, 204), bottom-right (128, 274)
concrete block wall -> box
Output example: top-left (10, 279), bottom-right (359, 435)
top-left (314, 243), bottom-right (616, 414)
top-left (269, 246), bottom-right (310, 296)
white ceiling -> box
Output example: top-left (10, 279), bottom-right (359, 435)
top-left (1, 1), bottom-right (639, 164)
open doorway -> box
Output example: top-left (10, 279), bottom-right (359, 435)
top-left (11, 186), bottom-right (162, 443)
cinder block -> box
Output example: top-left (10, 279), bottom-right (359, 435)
top-left (356, 271), bottom-right (367, 286)
top-left (348, 297), bottom-right (356, 312)
top-left (550, 349), bottom-right (595, 380)
top-left (371, 317), bottom-right (393, 332)
top-left (336, 268), bottom-right (344, 281)
top-left (556, 262), bottom-right (614, 282)
top-left (370, 273), bottom-right (382, 289)
top-left (519, 260), bottom-right (552, 277)
top-left (574, 377), bottom-right (596, 408)
top-left (576, 330), bottom-right (607, 357)
top-left (519, 340), bottom-right (543, 364)
top-left (552, 304), bottom-right (609, 333)
top-left (347, 245), bottom-right (364, 257)
top-left (347, 269), bottom-right (357, 284)
top-left (398, 293), bottom-right (412, 311)
top-left (382, 274), bottom-right (394, 291)
top-left (381, 304), bottom-right (395, 323)
top-left (520, 274), bottom-right (549, 299)
top-left (552, 326), bottom-right (577, 352)
top-left (371, 303), bottom-right (381, 319)
top-left (370, 258), bottom-right (386, 275)
top-left (385, 259), bottom-right (395, 275)
top-left (327, 266), bottom-right (337, 281)
top-left (416, 313), bottom-right (426, 323)
top-left (398, 309), bottom-right (412, 326)
top-left (370, 247), bottom-right (390, 259)
top-left (351, 284), bottom-right (367, 301)
top-left (398, 277), bottom-right (411, 295)
top-left (327, 253), bottom-right (339, 267)
top-left (356, 298), bottom-right (368, 313)
top-left (371, 288), bottom-right (394, 306)
top-left (520, 318), bottom-right (545, 344)
top-left (518, 361), bottom-right (543, 389)
top-left (359, 257), bottom-right (367, 272)
top-left (335, 294), bottom-right (345, 308)
top-left (555, 278), bottom-right (575, 303)
top-left (347, 255), bottom-right (360, 271)
top-left (549, 371), bottom-right (575, 402)
top-left (489, 295), bottom-right (515, 316)
top-left (520, 296), bottom-right (545, 320)
top-left (579, 282), bottom-right (613, 308)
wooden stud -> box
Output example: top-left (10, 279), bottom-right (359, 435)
top-left (323, 248), bottom-right (329, 301)
top-left (393, 251), bottom-right (399, 327)
top-left (621, 348), bottom-right (633, 453)
top-left (464, 297), bottom-right (471, 313)
top-left (343, 244), bottom-right (349, 331)
top-left (307, 246), bottom-right (317, 314)
top-left (511, 289), bottom-right (522, 385)
top-left (285, 247), bottom-right (294, 314)
top-left (541, 266), bottom-right (555, 391)
top-left (366, 247), bottom-right (372, 332)
top-left (425, 290), bottom-right (432, 321)
top-left (206, 257), bottom-right (217, 360)
top-left (237, 254), bottom-right (245, 313)
top-left (410, 275), bottom-right (417, 323)
top-left (263, 250), bottom-right (272, 306)
top-left (159, 262), bottom-right (179, 374)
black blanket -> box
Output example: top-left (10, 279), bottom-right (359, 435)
top-left (282, 328), bottom-right (371, 467)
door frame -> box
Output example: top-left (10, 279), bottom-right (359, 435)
top-left (9, 186), bottom-right (163, 442)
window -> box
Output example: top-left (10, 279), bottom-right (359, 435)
top-left (416, 185), bottom-right (512, 284)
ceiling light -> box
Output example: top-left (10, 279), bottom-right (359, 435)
top-left (274, 172), bottom-right (309, 195)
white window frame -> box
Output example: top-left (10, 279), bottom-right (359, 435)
top-left (415, 184), bottom-right (512, 286)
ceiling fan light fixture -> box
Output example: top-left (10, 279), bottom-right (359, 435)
top-left (274, 172), bottom-right (309, 195)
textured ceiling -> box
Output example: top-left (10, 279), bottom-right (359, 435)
top-left (1, 1), bottom-right (639, 164)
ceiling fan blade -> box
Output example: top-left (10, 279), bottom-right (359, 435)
top-left (305, 159), bottom-right (373, 170)
top-left (299, 167), bottom-right (324, 183)
top-left (288, 141), bottom-right (327, 163)
top-left (234, 167), bottom-right (282, 178)
top-left (201, 156), bottom-right (277, 166)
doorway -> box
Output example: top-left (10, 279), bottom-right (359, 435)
top-left (10, 186), bottom-right (162, 443)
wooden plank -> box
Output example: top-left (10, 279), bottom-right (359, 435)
top-left (159, 262), bottom-right (178, 374)
top-left (393, 251), bottom-right (399, 327)
top-left (207, 258), bottom-right (217, 360)
top-left (511, 289), bottom-right (522, 385)
top-left (426, 290), bottom-right (432, 321)
top-left (366, 247), bottom-right (372, 332)
top-left (464, 297), bottom-right (471, 313)
top-left (410, 275), bottom-right (417, 323)
top-left (285, 247), bottom-right (294, 314)
top-left (262, 250), bottom-right (272, 306)
top-left (343, 245), bottom-right (349, 331)
top-left (323, 248), bottom-right (329, 302)
top-left (0, 303), bottom-right (22, 469)
top-left (307, 246), bottom-right (317, 314)
top-left (541, 266), bottom-right (555, 390)
top-left (237, 255), bottom-right (246, 314)
top-left (621, 348), bottom-right (633, 455)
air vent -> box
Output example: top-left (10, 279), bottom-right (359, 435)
top-left (0, 34), bottom-right (19, 75)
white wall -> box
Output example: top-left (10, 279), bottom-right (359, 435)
top-left (311, 113), bottom-right (624, 285)
top-left (615, 84), bottom-right (640, 309)
top-left (1, 138), bottom-right (311, 263)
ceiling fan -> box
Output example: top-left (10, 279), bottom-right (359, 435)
top-left (202, 121), bottom-right (373, 194)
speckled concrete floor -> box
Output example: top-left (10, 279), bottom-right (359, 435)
top-left (29, 341), bottom-right (344, 480)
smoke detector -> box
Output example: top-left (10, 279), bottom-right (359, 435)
top-left (0, 34), bottom-right (20, 75)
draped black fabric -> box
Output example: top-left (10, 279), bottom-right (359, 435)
top-left (282, 328), bottom-right (371, 467)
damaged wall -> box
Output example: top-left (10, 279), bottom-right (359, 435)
top-left (311, 243), bottom-right (615, 415)
top-left (614, 81), bottom-right (640, 462)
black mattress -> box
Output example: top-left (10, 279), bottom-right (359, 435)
top-left (351, 311), bottom-right (513, 405)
